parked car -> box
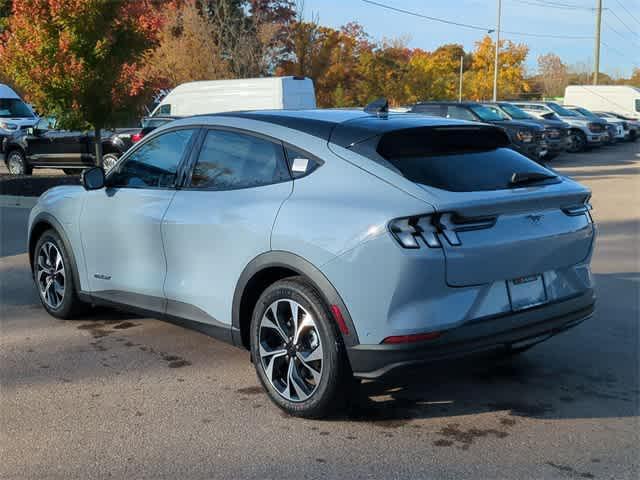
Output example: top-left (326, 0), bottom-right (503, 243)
top-left (131, 116), bottom-right (177, 144)
top-left (564, 105), bottom-right (625, 144)
top-left (150, 76), bottom-right (316, 117)
top-left (409, 101), bottom-right (546, 160)
top-left (482, 102), bottom-right (570, 160)
top-left (512, 101), bottom-right (607, 153)
top-left (594, 111), bottom-right (638, 141)
top-left (564, 85), bottom-right (640, 121)
top-left (1, 117), bottom-right (133, 175)
top-left (0, 84), bottom-right (39, 141)
top-left (27, 108), bottom-right (596, 418)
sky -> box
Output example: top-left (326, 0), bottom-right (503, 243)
top-left (302, 0), bottom-right (640, 78)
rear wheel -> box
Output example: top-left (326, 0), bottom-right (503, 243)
top-left (6, 150), bottom-right (31, 175)
top-left (567, 130), bottom-right (587, 153)
top-left (250, 277), bottom-right (352, 418)
top-left (33, 229), bottom-right (87, 319)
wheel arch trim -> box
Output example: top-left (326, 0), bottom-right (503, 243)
top-left (231, 251), bottom-right (359, 348)
top-left (28, 212), bottom-right (83, 296)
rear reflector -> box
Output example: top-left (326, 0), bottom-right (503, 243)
top-left (382, 332), bottom-right (442, 344)
top-left (330, 305), bottom-right (349, 335)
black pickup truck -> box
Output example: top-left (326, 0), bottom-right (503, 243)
top-left (0, 118), bottom-right (136, 175)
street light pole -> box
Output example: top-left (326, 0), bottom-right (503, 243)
top-left (459, 55), bottom-right (464, 102)
top-left (593, 0), bottom-right (602, 85)
top-left (493, 0), bottom-right (502, 101)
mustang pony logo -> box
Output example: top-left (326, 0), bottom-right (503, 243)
top-left (526, 214), bottom-right (544, 224)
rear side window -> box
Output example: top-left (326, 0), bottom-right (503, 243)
top-left (189, 129), bottom-right (290, 190)
top-left (411, 104), bottom-right (445, 116)
top-left (368, 127), bottom-right (556, 192)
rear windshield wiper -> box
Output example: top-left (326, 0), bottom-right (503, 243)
top-left (510, 171), bottom-right (557, 187)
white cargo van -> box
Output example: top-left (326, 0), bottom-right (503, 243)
top-left (150, 76), bottom-right (316, 117)
top-left (0, 84), bottom-right (39, 134)
top-left (564, 85), bottom-right (640, 120)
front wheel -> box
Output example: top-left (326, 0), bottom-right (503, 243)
top-left (33, 229), bottom-right (87, 319)
top-left (6, 150), bottom-right (31, 175)
top-left (567, 130), bottom-right (587, 153)
top-left (250, 277), bottom-right (352, 418)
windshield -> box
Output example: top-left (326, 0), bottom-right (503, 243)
top-left (0, 98), bottom-right (34, 118)
top-left (499, 103), bottom-right (532, 120)
top-left (469, 105), bottom-right (504, 122)
top-left (573, 107), bottom-right (599, 119)
top-left (481, 105), bottom-right (510, 120)
top-left (547, 102), bottom-right (579, 117)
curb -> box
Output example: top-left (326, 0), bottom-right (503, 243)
top-left (0, 195), bottom-right (38, 209)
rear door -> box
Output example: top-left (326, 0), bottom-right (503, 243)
top-left (162, 128), bottom-right (293, 327)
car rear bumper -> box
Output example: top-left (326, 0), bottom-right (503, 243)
top-left (347, 290), bottom-right (595, 379)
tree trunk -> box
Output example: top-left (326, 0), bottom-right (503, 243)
top-left (94, 127), bottom-right (103, 167)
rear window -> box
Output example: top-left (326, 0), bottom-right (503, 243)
top-left (365, 127), bottom-right (556, 192)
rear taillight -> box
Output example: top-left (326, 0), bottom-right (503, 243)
top-left (382, 331), bottom-right (442, 344)
top-left (388, 215), bottom-right (441, 249)
top-left (131, 132), bottom-right (143, 143)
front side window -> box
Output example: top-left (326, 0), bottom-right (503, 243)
top-left (108, 129), bottom-right (195, 188)
top-left (189, 129), bottom-right (290, 190)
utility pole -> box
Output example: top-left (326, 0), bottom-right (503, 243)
top-left (458, 55), bottom-right (464, 102)
top-left (493, 0), bottom-right (502, 101)
top-left (593, 0), bottom-right (602, 84)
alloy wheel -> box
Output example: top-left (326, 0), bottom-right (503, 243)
top-left (258, 299), bottom-right (323, 402)
top-left (102, 154), bottom-right (118, 172)
top-left (7, 153), bottom-right (24, 175)
top-left (36, 241), bottom-right (66, 310)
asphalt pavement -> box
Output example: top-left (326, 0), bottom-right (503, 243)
top-left (0, 142), bottom-right (638, 479)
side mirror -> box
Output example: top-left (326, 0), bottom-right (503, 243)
top-left (81, 167), bottom-right (105, 191)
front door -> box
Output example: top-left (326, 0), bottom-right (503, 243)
top-left (79, 127), bottom-right (197, 313)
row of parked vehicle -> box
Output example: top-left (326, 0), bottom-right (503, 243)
top-left (1, 79), bottom-right (638, 176)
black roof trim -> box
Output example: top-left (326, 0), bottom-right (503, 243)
top-left (213, 110), bottom-right (482, 148)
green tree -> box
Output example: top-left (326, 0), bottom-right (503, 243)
top-left (0, 0), bottom-right (159, 165)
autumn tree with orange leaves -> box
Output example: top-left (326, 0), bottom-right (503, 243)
top-left (0, 0), bottom-right (162, 164)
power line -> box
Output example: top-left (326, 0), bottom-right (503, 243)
top-left (360, 0), bottom-right (490, 32)
top-left (510, 0), bottom-right (599, 11)
top-left (601, 40), bottom-right (627, 58)
top-left (613, 0), bottom-right (640, 25)
top-left (608, 8), bottom-right (640, 38)
top-left (361, 0), bottom-right (594, 39)
top-left (603, 20), bottom-right (640, 47)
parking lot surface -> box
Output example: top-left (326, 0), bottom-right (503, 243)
top-left (1, 143), bottom-right (638, 479)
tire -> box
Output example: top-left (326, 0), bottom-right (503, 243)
top-left (102, 153), bottom-right (119, 172)
top-left (250, 277), bottom-right (352, 418)
top-left (567, 130), bottom-right (587, 153)
top-left (6, 150), bottom-right (31, 175)
top-left (33, 229), bottom-right (87, 319)
top-left (62, 169), bottom-right (78, 175)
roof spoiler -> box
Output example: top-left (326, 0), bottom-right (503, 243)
top-left (364, 98), bottom-right (389, 117)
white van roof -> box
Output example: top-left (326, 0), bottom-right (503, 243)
top-left (0, 84), bottom-right (21, 99)
top-left (151, 76), bottom-right (316, 117)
